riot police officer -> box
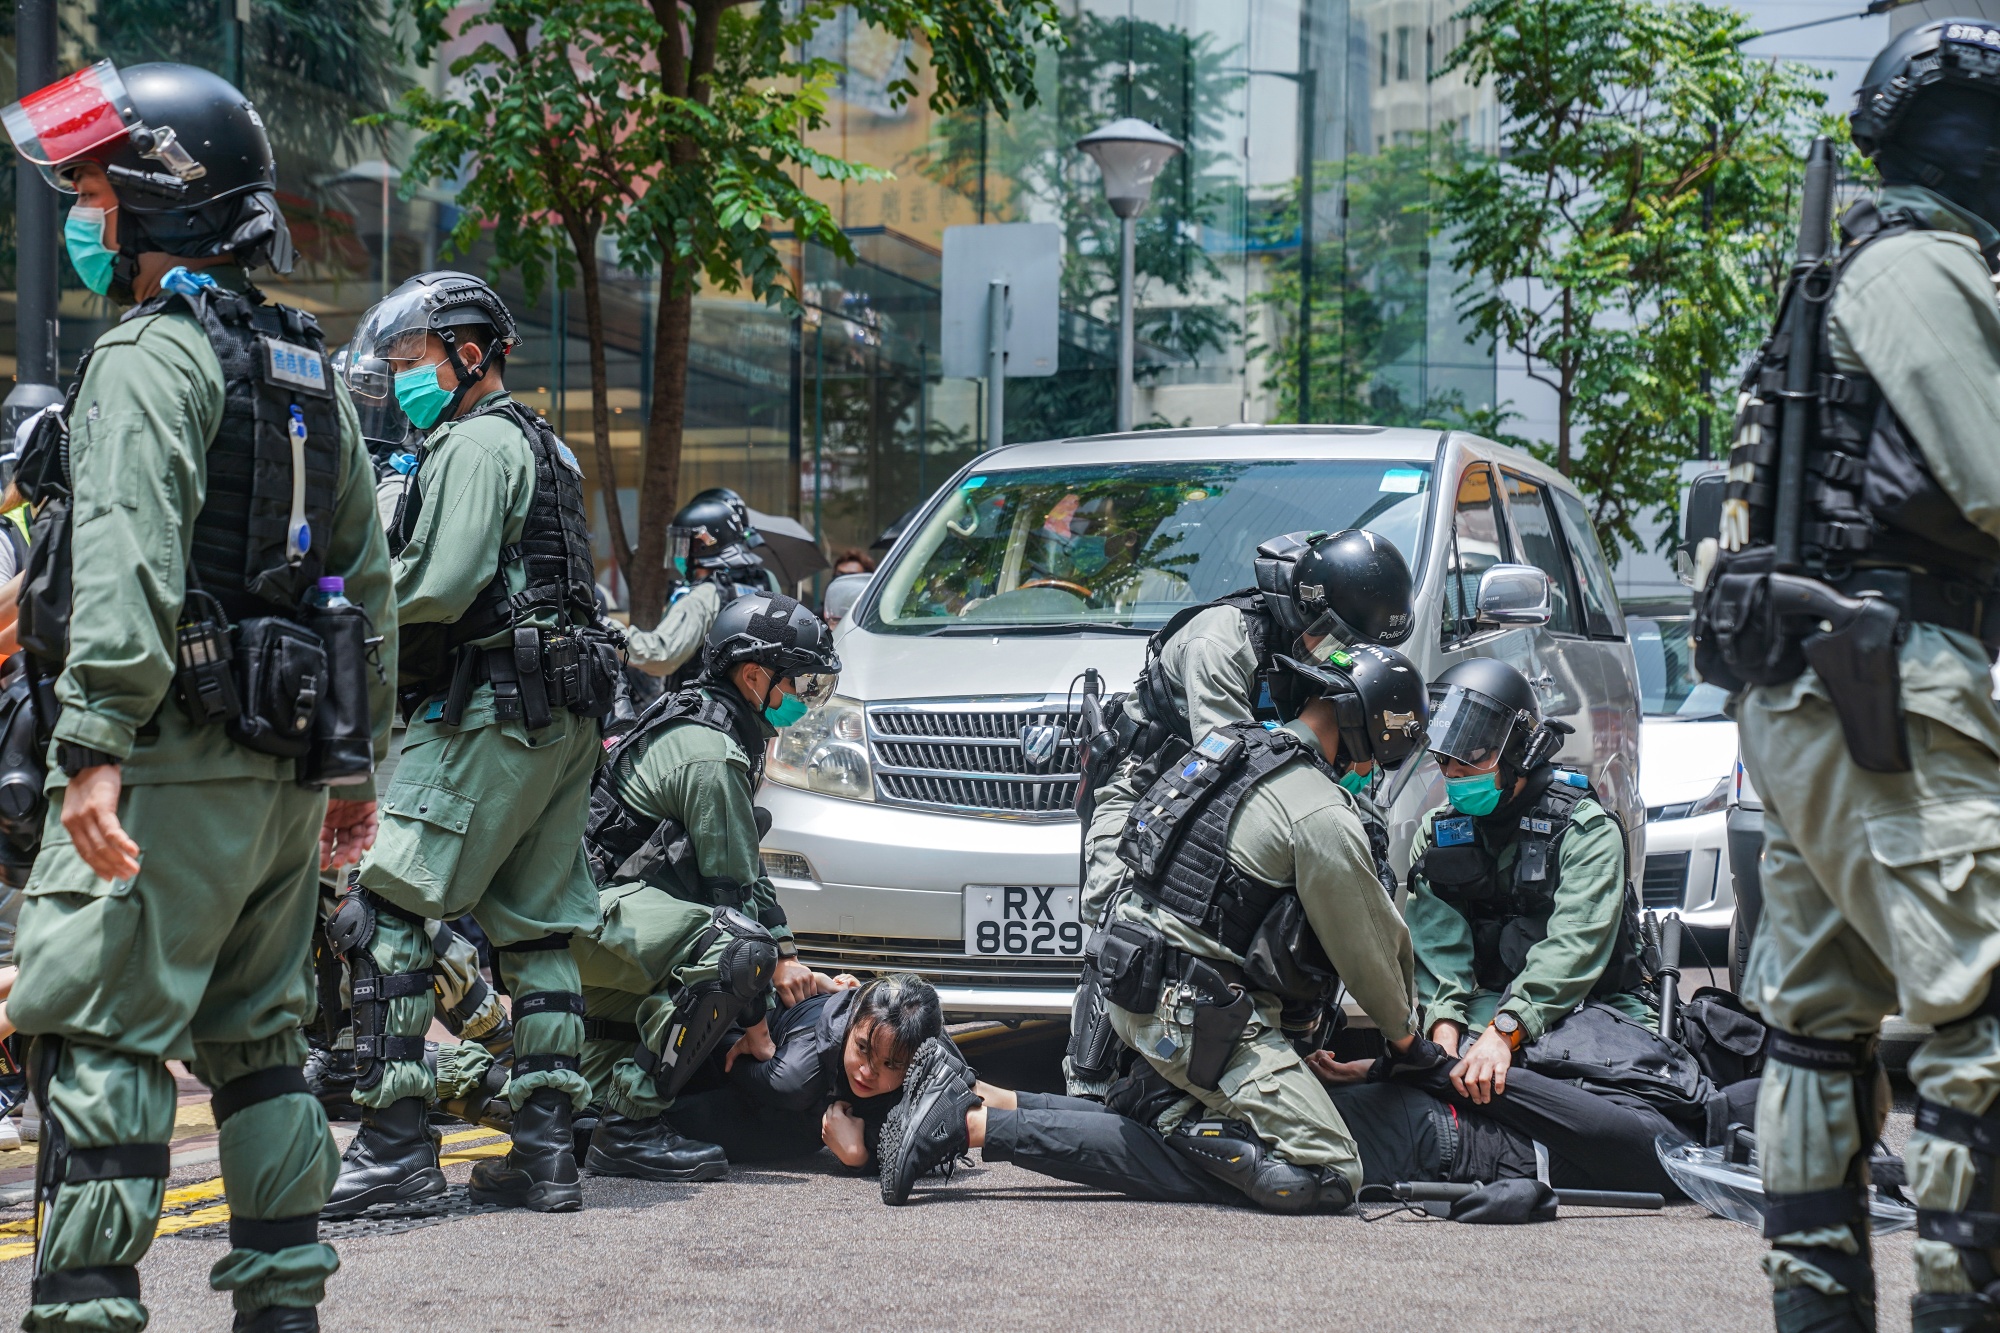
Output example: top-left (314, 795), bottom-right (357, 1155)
top-left (1066, 528), bottom-right (1415, 1095)
top-left (1692, 20), bottom-right (2000, 1332)
top-left (888, 644), bottom-right (1435, 1209)
top-left (0, 60), bottom-right (396, 1332)
top-left (325, 270), bottom-right (619, 1218)
top-left (1405, 660), bottom-right (1651, 1104)
top-left (567, 592), bottom-right (837, 1177)
top-left (619, 487), bottom-right (773, 682)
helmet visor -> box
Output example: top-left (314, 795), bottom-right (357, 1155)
top-left (338, 348), bottom-right (414, 449)
top-left (352, 279), bottom-right (468, 363)
top-left (1426, 684), bottom-right (1524, 769)
top-left (669, 529), bottom-right (693, 576)
top-left (792, 671), bottom-right (839, 709)
top-left (2, 61), bottom-right (134, 189)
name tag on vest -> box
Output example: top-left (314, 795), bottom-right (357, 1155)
top-left (1435, 816), bottom-right (1475, 847)
top-left (263, 337), bottom-right (329, 395)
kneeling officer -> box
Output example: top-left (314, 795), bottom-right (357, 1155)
top-left (1, 60), bottom-right (395, 1332)
top-left (1406, 659), bottom-right (1651, 1104)
top-left (327, 271), bottom-right (620, 1217)
top-left (568, 592), bottom-right (838, 1177)
top-left (1069, 645), bottom-right (1433, 1212)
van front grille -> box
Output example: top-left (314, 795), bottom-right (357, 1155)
top-left (867, 699), bottom-right (1083, 820)
top-left (1643, 851), bottom-right (1691, 910)
top-left (792, 932), bottom-right (1085, 988)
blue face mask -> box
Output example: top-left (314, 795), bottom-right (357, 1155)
top-left (1068, 535), bottom-right (1108, 574)
top-left (764, 690), bottom-right (809, 729)
top-left (1338, 767), bottom-right (1370, 795)
top-left (394, 362), bottom-right (455, 430)
top-left (64, 206), bottom-right (117, 295)
top-left (1446, 771), bottom-right (1503, 816)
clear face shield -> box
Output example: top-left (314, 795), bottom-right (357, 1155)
top-left (668, 527), bottom-right (697, 577)
top-left (791, 671), bottom-right (839, 709)
top-left (1426, 684), bottom-right (1526, 769)
top-left (335, 346), bottom-right (415, 452)
top-left (353, 281), bottom-right (454, 368)
top-left (0, 61), bottom-right (203, 195)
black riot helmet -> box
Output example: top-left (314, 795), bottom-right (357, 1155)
top-left (1427, 658), bottom-right (1566, 776)
top-left (700, 592), bottom-right (841, 699)
top-left (1852, 19), bottom-right (2000, 231)
top-left (351, 271), bottom-right (519, 424)
top-left (671, 491), bottom-right (762, 576)
top-left (1255, 529), bottom-right (1415, 648)
top-left (1272, 642), bottom-right (1429, 772)
top-left (1, 60), bottom-right (294, 287)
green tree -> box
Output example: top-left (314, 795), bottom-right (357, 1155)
top-left (395, 0), bottom-right (1058, 621)
top-left (1431, 0), bottom-right (1825, 553)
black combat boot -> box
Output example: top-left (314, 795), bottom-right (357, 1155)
top-left (468, 1088), bottom-right (582, 1212)
top-left (879, 1037), bottom-right (980, 1205)
top-left (321, 1096), bottom-right (445, 1218)
top-left (1913, 1292), bottom-right (2000, 1333)
top-left (232, 1306), bottom-right (318, 1332)
top-left (1773, 1287), bottom-right (1876, 1333)
top-left (1167, 1117), bottom-right (1354, 1214)
top-left (585, 1112), bottom-right (729, 1182)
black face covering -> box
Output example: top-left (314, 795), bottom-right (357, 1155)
top-left (1880, 85), bottom-right (2000, 242)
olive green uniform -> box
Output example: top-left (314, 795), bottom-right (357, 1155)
top-left (1405, 798), bottom-right (1651, 1044)
top-left (1105, 721), bottom-right (1416, 1193)
top-left (570, 692), bottom-right (786, 1119)
top-left (1734, 186), bottom-right (2000, 1301)
top-left (352, 391), bottom-right (600, 1115)
top-left (619, 581), bottom-right (722, 678)
top-left (9, 286), bottom-right (396, 1332)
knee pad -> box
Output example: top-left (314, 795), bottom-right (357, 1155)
top-left (635, 982), bottom-right (748, 1102)
top-left (1914, 1098), bottom-right (2000, 1298)
top-left (707, 907), bottom-right (777, 1003)
top-left (339, 901), bottom-right (435, 1092)
top-left (1763, 1030), bottom-right (1884, 1308)
top-left (1166, 1117), bottom-right (1353, 1215)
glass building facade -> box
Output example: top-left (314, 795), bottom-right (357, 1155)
top-left (0, 0), bottom-right (1499, 591)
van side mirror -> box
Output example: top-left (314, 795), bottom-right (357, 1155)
top-left (822, 572), bottom-right (871, 625)
top-left (1677, 472), bottom-right (1726, 586)
top-left (1475, 563), bottom-right (1552, 628)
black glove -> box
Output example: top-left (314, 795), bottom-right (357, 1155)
top-left (1449, 1178), bottom-right (1558, 1225)
top-left (1367, 1035), bottom-right (1453, 1088)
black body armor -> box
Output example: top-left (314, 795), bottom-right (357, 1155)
top-left (1412, 768), bottom-right (1648, 1001)
top-left (582, 685), bottom-right (767, 905)
top-left (1726, 200), bottom-right (2000, 590)
top-left (1116, 721), bottom-right (1326, 955)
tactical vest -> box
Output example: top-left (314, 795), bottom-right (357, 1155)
top-left (391, 396), bottom-right (600, 692)
top-left (1117, 721), bottom-right (1328, 954)
top-left (1726, 199), bottom-right (2000, 586)
top-left (1413, 768), bottom-right (1648, 1000)
top-left (582, 684), bottom-right (766, 898)
top-left (1132, 591), bottom-right (1275, 751)
top-left (15, 280), bottom-right (341, 667)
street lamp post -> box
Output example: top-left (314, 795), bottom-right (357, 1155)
top-left (1076, 118), bottom-right (1183, 433)
top-left (4, 0), bottom-right (62, 443)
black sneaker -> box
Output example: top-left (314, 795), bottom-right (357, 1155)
top-left (879, 1038), bottom-right (979, 1206)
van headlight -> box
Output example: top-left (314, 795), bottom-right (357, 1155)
top-left (766, 693), bottom-right (875, 802)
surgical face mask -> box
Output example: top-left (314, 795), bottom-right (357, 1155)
top-left (764, 690), bottom-right (809, 729)
top-left (394, 361), bottom-right (455, 430)
top-left (64, 205), bottom-right (116, 295)
top-left (1338, 767), bottom-right (1370, 795)
top-left (1446, 771), bottom-right (1503, 817)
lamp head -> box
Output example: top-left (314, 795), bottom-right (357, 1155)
top-left (1075, 117), bottom-right (1185, 219)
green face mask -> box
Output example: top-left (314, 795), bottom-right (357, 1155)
top-left (64, 206), bottom-right (116, 295)
top-left (1338, 767), bottom-right (1370, 795)
top-left (394, 361), bottom-right (455, 430)
top-left (764, 691), bottom-right (809, 729)
top-left (1446, 771), bottom-right (1503, 816)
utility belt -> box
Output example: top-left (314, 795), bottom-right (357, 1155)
top-left (170, 589), bottom-right (376, 786)
top-left (1825, 567), bottom-right (1998, 647)
top-left (405, 625), bottom-right (619, 730)
top-left (1087, 917), bottom-right (1251, 1091)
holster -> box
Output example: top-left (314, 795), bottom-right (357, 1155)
top-left (1767, 573), bottom-right (1910, 774)
top-left (514, 627), bottom-right (553, 731)
top-left (1067, 962), bottom-right (1122, 1082)
top-left (442, 642), bottom-right (480, 727)
top-left (1184, 958), bottom-right (1253, 1093)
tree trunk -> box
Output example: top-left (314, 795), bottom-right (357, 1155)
top-left (1556, 288), bottom-right (1574, 475)
top-left (569, 221), bottom-right (633, 577)
top-left (629, 263), bottom-right (695, 624)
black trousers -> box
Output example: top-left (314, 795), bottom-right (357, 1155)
top-left (984, 1074), bottom-right (1760, 1206)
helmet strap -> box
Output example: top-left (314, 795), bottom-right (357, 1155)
top-left (435, 327), bottom-right (501, 422)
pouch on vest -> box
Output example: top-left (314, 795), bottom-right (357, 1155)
top-left (1678, 986), bottom-right (1767, 1086)
top-left (228, 617), bottom-right (325, 759)
top-left (18, 494), bottom-right (73, 674)
top-left (1088, 919), bottom-right (1165, 1012)
top-left (1240, 894), bottom-right (1337, 1004)
top-left (1118, 728), bottom-right (1249, 882)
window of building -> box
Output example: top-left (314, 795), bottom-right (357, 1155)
top-left (1500, 471), bottom-right (1581, 634)
top-left (1442, 463), bottom-right (1508, 643)
top-left (1381, 30), bottom-right (1390, 87)
top-left (1397, 27), bottom-right (1411, 81)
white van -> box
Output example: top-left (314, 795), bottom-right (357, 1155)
top-left (758, 425), bottom-right (1644, 1016)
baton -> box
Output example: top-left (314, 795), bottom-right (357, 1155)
top-left (1394, 1181), bottom-right (1665, 1210)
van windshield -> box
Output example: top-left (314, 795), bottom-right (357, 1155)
top-left (861, 458), bottom-right (1433, 634)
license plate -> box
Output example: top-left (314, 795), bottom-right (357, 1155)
top-left (963, 885), bottom-right (1085, 958)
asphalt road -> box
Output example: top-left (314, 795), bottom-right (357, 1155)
top-left (0, 1020), bottom-right (1923, 1332)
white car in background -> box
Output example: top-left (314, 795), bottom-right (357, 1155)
top-left (1628, 602), bottom-right (1737, 932)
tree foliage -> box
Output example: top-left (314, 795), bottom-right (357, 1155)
top-left (1431, 0), bottom-right (1826, 554)
top-left (393, 0), bottom-right (1059, 621)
